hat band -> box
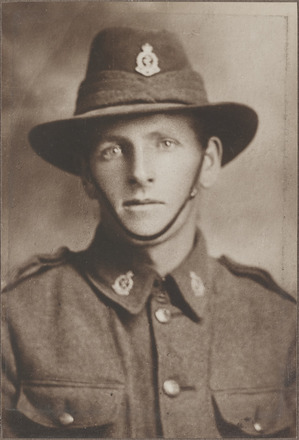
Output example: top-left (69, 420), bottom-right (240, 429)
top-left (75, 69), bottom-right (209, 115)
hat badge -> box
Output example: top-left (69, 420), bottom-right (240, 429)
top-left (190, 271), bottom-right (205, 297)
top-left (112, 271), bottom-right (134, 296)
top-left (135, 43), bottom-right (161, 77)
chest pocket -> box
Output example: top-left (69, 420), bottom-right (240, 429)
top-left (16, 380), bottom-right (124, 431)
top-left (212, 388), bottom-right (295, 437)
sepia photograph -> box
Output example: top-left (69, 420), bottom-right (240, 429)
top-left (2, 2), bottom-right (297, 438)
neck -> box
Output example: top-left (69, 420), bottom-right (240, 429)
top-left (142, 221), bottom-right (197, 276)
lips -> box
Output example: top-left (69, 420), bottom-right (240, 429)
top-left (123, 199), bottom-right (164, 207)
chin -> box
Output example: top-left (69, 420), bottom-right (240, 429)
top-left (121, 219), bottom-right (170, 236)
top-left (122, 217), bottom-right (189, 246)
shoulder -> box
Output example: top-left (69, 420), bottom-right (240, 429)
top-left (212, 254), bottom-right (296, 341)
top-left (2, 247), bottom-right (78, 294)
top-left (212, 255), bottom-right (296, 329)
top-left (217, 254), bottom-right (296, 304)
top-left (2, 248), bottom-right (92, 325)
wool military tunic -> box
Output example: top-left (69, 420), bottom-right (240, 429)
top-left (2, 227), bottom-right (296, 438)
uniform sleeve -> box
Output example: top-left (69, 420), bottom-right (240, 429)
top-left (285, 335), bottom-right (297, 437)
top-left (2, 295), bottom-right (21, 438)
top-left (2, 248), bottom-right (71, 437)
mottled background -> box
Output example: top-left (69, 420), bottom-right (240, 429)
top-left (2, 2), bottom-right (297, 295)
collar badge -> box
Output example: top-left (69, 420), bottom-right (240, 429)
top-left (112, 271), bottom-right (134, 296)
top-left (135, 43), bottom-right (161, 77)
top-left (190, 271), bottom-right (205, 297)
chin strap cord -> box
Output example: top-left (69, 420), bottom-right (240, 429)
top-left (90, 152), bottom-right (206, 242)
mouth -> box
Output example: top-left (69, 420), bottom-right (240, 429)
top-left (124, 199), bottom-right (164, 206)
top-left (123, 199), bottom-right (165, 210)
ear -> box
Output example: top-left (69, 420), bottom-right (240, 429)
top-left (82, 177), bottom-right (98, 200)
top-left (199, 137), bottom-right (223, 188)
top-left (81, 161), bottom-right (98, 200)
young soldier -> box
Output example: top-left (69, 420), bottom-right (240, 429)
top-left (2, 27), bottom-right (296, 438)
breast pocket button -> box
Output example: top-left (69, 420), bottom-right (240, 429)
top-left (155, 308), bottom-right (171, 323)
top-left (59, 412), bottom-right (74, 426)
top-left (253, 422), bottom-right (262, 432)
top-left (163, 379), bottom-right (180, 397)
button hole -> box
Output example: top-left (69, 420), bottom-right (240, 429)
top-left (181, 385), bottom-right (196, 391)
top-left (171, 311), bottom-right (183, 318)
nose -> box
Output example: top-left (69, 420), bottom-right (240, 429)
top-left (128, 145), bottom-right (155, 186)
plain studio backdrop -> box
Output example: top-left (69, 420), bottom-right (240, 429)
top-left (2, 2), bottom-right (297, 296)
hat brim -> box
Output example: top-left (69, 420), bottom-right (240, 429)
top-left (29, 102), bottom-right (258, 175)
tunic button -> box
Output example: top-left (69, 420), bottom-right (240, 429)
top-left (163, 380), bottom-right (180, 397)
top-left (58, 412), bottom-right (74, 426)
top-left (155, 308), bottom-right (171, 323)
top-left (253, 422), bottom-right (262, 432)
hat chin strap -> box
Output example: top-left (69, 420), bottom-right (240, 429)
top-left (91, 153), bottom-right (205, 242)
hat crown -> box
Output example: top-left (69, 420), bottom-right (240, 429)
top-left (75, 26), bottom-right (208, 115)
top-left (85, 27), bottom-right (191, 78)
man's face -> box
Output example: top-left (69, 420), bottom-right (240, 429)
top-left (87, 113), bottom-right (203, 238)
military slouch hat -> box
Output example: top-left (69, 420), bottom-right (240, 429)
top-left (29, 27), bottom-right (258, 175)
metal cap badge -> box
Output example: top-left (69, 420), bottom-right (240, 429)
top-left (135, 43), bottom-right (161, 77)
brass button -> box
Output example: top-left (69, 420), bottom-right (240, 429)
top-left (155, 308), bottom-right (171, 323)
top-left (59, 412), bottom-right (74, 426)
top-left (163, 379), bottom-right (180, 397)
top-left (253, 422), bottom-right (262, 432)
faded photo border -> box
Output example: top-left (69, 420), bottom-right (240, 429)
top-left (1, 1), bottom-right (298, 439)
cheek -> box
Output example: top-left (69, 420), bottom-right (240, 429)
top-left (157, 164), bottom-right (196, 204)
top-left (163, 154), bottom-right (201, 184)
top-left (90, 161), bottom-right (126, 192)
top-left (181, 147), bottom-right (203, 177)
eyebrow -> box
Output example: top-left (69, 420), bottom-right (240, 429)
top-left (98, 131), bottom-right (178, 143)
top-left (146, 131), bottom-right (177, 139)
top-left (93, 134), bottom-right (129, 146)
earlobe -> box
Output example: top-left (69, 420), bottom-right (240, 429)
top-left (82, 177), bottom-right (98, 199)
top-left (199, 137), bottom-right (223, 188)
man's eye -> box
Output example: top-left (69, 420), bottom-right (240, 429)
top-left (100, 144), bottom-right (123, 160)
top-left (159, 139), bottom-right (177, 150)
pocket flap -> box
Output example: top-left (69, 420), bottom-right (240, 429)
top-left (213, 389), bottom-right (294, 436)
top-left (17, 380), bottom-right (124, 429)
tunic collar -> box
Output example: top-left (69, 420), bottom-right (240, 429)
top-left (79, 225), bottom-right (213, 318)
